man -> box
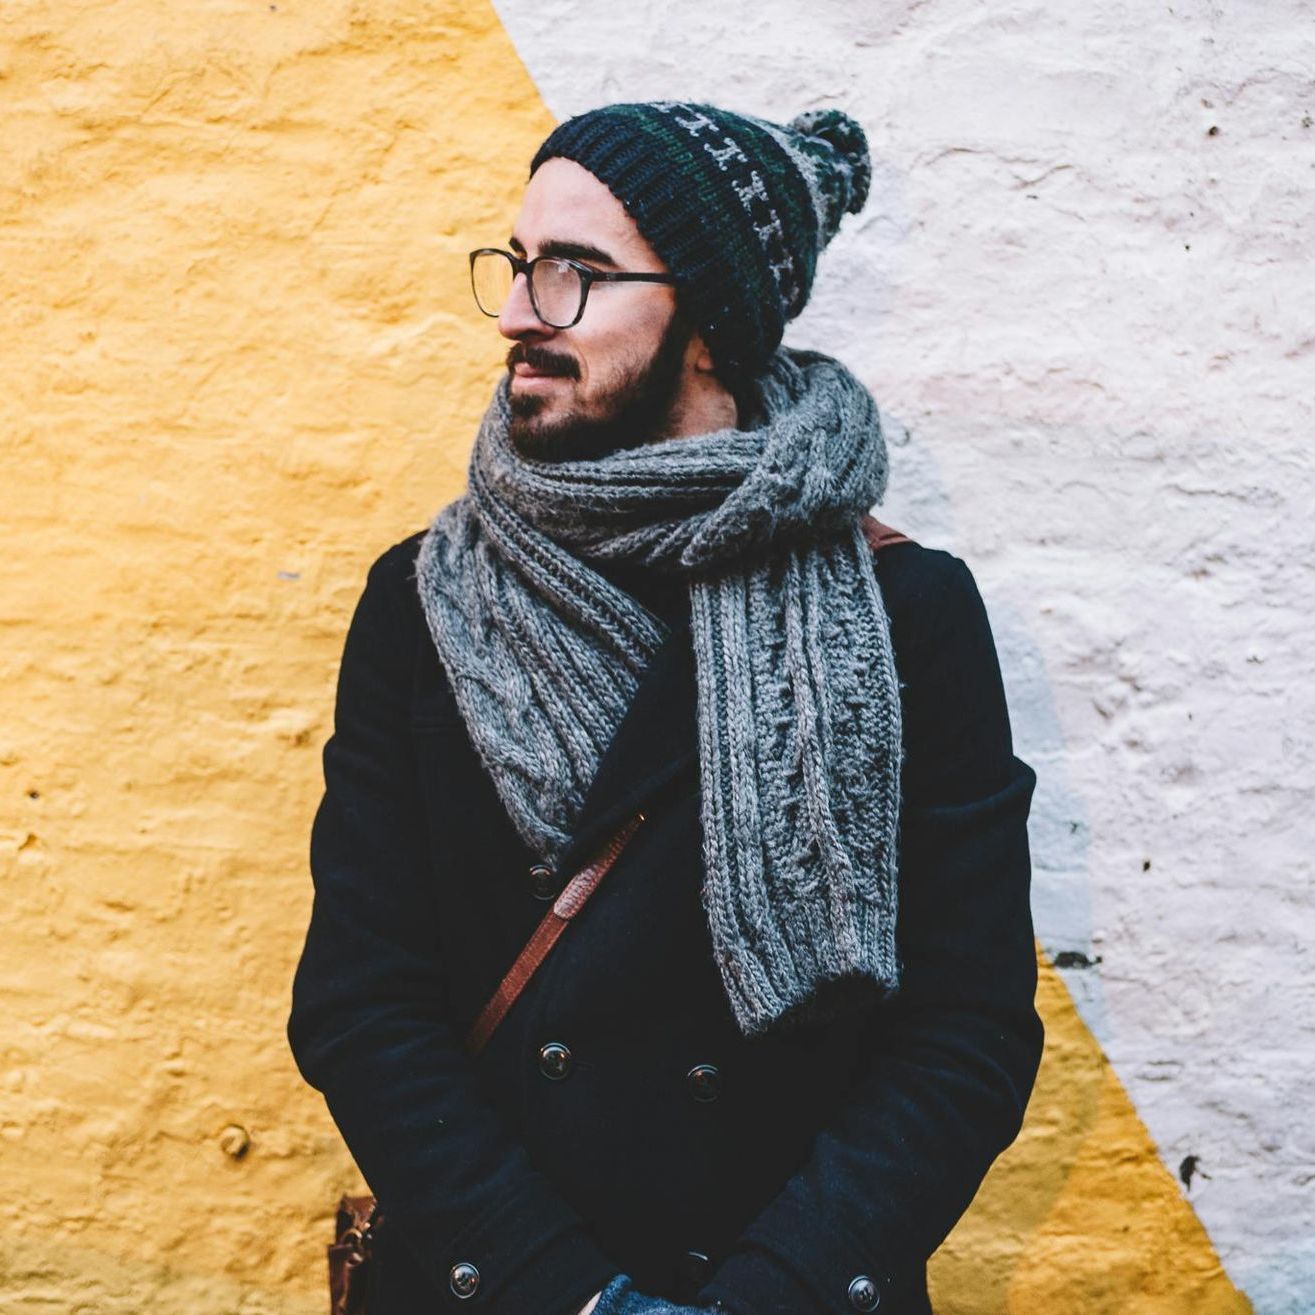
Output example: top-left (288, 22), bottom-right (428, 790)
top-left (288, 102), bottom-right (1042, 1315)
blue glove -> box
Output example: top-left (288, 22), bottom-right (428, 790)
top-left (592, 1272), bottom-right (719, 1314)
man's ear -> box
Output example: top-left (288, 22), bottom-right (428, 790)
top-left (688, 331), bottom-right (718, 375)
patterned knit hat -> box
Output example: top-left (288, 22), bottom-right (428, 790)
top-left (529, 101), bottom-right (872, 385)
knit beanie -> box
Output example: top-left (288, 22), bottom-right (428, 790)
top-left (528, 101), bottom-right (872, 385)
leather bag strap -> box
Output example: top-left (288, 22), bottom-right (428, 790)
top-left (860, 511), bottom-right (913, 552)
top-left (463, 810), bottom-right (646, 1056)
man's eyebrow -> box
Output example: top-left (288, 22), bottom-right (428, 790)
top-left (507, 235), bottom-right (621, 268)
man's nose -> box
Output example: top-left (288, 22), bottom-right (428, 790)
top-left (497, 271), bottom-right (551, 341)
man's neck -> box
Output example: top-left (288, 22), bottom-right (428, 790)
top-left (665, 372), bottom-right (740, 438)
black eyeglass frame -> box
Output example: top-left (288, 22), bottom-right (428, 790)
top-left (469, 247), bottom-right (678, 329)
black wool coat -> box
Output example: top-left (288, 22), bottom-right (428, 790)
top-left (287, 527), bottom-right (1043, 1315)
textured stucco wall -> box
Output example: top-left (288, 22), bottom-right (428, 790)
top-left (0, 1), bottom-right (1307, 1311)
top-left (1, 4), bottom-right (552, 1310)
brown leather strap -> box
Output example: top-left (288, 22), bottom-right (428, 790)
top-left (860, 512), bottom-right (913, 552)
top-left (329, 1194), bottom-right (381, 1315)
top-left (463, 811), bottom-right (646, 1056)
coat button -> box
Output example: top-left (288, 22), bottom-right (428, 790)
top-left (848, 1275), bottom-right (880, 1311)
top-left (449, 1261), bottom-right (480, 1299)
top-left (686, 1063), bottom-right (721, 1102)
top-left (528, 863), bottom-right (559, 900)
top-left (538, 1041), bottom-right (572, 1080)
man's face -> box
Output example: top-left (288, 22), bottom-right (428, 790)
top-left (498, 157), bottom-right (691, 463)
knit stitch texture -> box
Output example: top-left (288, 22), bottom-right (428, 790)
top-left (590, 1273), bottom-right (707, 1315)
top-left (530, 101), bottom-right (871, 385)
top-left (415, 348), bottom-right (903, 1035)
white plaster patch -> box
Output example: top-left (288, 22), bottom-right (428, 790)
top-left (492, 1), bottom-right (1315, 1309)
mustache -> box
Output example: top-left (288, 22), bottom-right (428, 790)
top-left (506, 342), bottom-right (580, 380)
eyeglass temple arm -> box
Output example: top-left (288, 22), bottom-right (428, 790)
top-left (589, 271), bottom-right (677, 284)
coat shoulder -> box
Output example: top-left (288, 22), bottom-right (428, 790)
top-left (338, 531), bottom-right (434, 692)
top-left (869, 533), bottom-right (1024, 803)
top-left (869, 535), bottom-right (983, 666)
top-left (359, 529), bottom-right (429, 624)
top-left (370, 528), bottom-right (428, 587)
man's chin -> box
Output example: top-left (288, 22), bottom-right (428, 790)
top-left (509, 411), bottom-right (601, 462)
top-left (508, 393), bottom-right (610, 462)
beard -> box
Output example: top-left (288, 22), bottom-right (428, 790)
top-left (506, 313), bottom-right (693, 463)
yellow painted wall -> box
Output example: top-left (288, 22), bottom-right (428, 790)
top-left (0, 4), bottom-right (1250, 1310)
top-left (930, 950), bottom-right (1250, 1314)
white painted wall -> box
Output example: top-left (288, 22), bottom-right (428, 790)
top-left (491, 2), bottom-right (1315, 1310)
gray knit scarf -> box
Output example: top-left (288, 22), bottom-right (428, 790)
top-left (415, 347), bottom-right (903, 1035)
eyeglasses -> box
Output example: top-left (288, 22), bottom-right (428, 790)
top-left (469, 248), bottom-right (677, 329)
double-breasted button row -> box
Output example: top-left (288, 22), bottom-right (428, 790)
top-left (449, 1261), bottom-right (480, 1299)
top-left (848, 1274), bottom-right (880, 1310)
top-left (535, 1044), bottom-right (721, 1099)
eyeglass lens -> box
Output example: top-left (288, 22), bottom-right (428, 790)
top-left (470, 252), bottom-right (584, 328)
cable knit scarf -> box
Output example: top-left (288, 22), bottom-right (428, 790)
top-left (415, 347), bottom-right (903, 1035)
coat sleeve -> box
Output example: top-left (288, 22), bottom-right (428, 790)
top-left (696, 550), bottom-right (1044, 1315)
top-left (286, 544), bottom-right (620, 1314)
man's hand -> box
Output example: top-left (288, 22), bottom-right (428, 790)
top-left (577, 1292), bottom-right (602, 1315)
